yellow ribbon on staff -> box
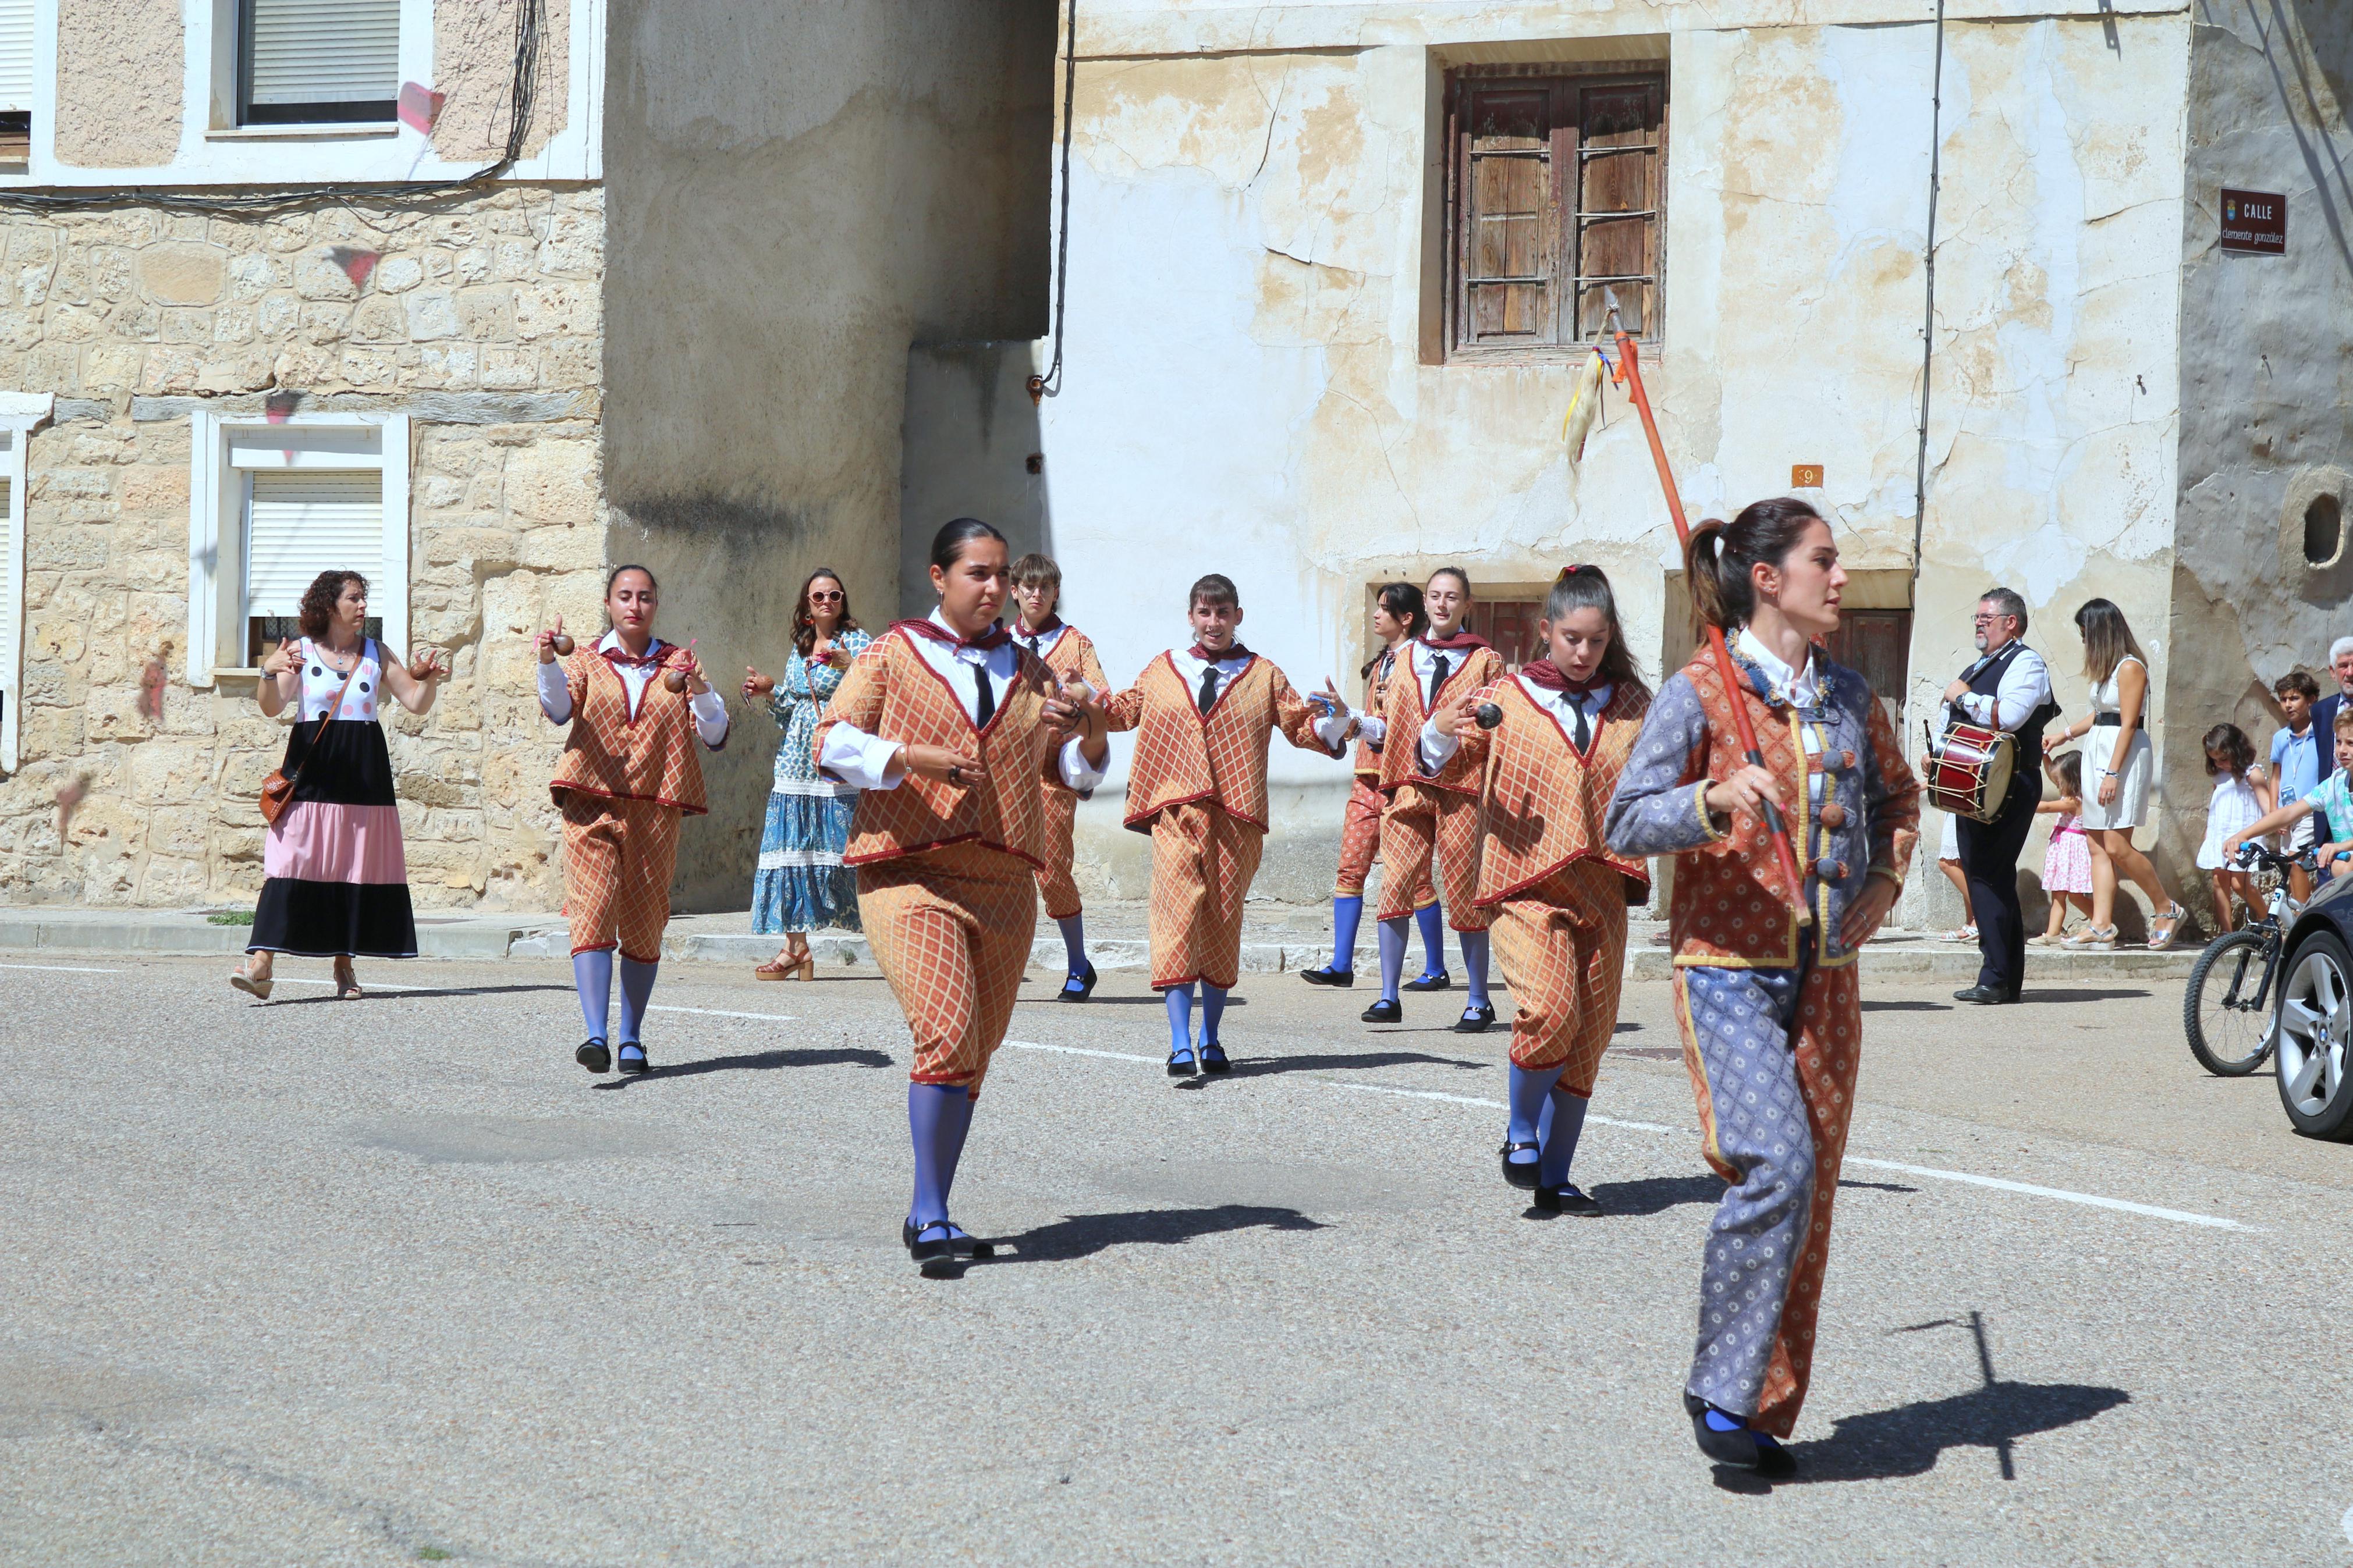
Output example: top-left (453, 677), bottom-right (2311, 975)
top-left (1559, 346), bottom-right (1609, 461)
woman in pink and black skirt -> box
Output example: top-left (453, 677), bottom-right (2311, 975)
top-left (232, 570), bottom-right (445, 1000)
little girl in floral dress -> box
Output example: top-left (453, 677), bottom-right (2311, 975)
top-left (2032, 751), bottom-right (2095, 944)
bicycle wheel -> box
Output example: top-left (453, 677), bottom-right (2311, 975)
top-left (2185, 928), bottom-right (2276, 1076)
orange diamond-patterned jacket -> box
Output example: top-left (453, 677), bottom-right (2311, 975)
top-left (1378, 642), bottom-right (1507, 797)
top-left (1603, 648), bottom-right (1920, 968)
top-left (1036, 627), bottom-right (1110, 798)
top-left (549, 645), bottom-right (713, 815)
top-left (1104, 653), bottom-right (1342, 833)
top-left (1353, 646), bottom-right (1403, 778)
top-left (1445, 675), bottom-right (1652, 906)
top-left (812, 630), bottom-right (1059, 870)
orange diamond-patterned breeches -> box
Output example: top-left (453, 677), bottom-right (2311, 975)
top-left (858, 842), bottom-right (1040, 1095)
top-left (561, 794), bottom-right (683, 963)
top-left (1148, 800), bottom-right (1264, 991)
top-left (1672, 954), bottom-right (1861, 1438)
top-left (1488, 860), bottom-right (1629, 1095)
top-left (1034, 785), bottom-right (1084, 920)
top-left (1375, 783), bottom-right (1489, 930)
top-left (1336, 776), bottom-right (1427, 902)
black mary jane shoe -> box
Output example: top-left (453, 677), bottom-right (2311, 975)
top-left (1952, 984), bottom-right (2014, 1005)
top-left (1401, 970), bottom-right (1452, 993)
top-left (909, 1221), bottom-right (961, 1278)
top-left (902, 1219), bottom-right (996, 1261)
top-left (616, 1044), bottom-right (650, 1075)
top-left (1533, 1182), bottom-right (1602, 1217)
top-left (1684, 1397), bottom-right (1797, 1477)
top-left (1360, 998), bottom-right (1403, 1025)
top-left (1167, 1046), bottom-right (1198, 1078)
top-left (1058, 962), bottom-right (1099, 1002)
top-left (575, 1038), bottom-right (611, 1074)
top-left (1453, 1004), bottom-right (1497, 1034)
top-left (1300, 965), bottom-right (1354, 988)
top-left (1198, 1042), bottom-right (1231, 1075)
top-left (1499, 1142), bottom-right (1541, 1190)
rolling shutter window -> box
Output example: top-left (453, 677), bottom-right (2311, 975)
top-left (245, 470), bottom-right (383, 619)
top-left (241, 0), bottom-right (400, 125)
top-left (0, 0), bottom-right (34, 113)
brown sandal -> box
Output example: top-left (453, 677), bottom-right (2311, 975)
top-left (333, 959), bottom-right (363, 999)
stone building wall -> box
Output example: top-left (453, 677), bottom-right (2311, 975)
top-left (0, 186), bottom-right (606, 910)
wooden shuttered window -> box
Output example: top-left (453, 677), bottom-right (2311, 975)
top-left (1448, 70), bottom-right (1666, 358)
top-left (239, 0), bottom-right (401, 125)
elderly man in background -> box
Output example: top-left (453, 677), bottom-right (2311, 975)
top-left (2311, 637), bottom-right (2353, 742)
top-left (1943, 587), bottom-right (2060, 1005)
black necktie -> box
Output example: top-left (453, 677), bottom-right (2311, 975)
top-left (1569, 696), bottom-right (1590, 751)
top-left (1429, 655), bottom-right (1450, 705)
top-left (973, 661), bottom-right (995, 727)
top-left (1198, 665), bottom-right (1220, 715)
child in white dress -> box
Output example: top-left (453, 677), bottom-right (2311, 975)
top-left (2196, 723), bottom-right (2274, 931)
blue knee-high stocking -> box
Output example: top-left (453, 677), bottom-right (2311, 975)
top-left (1377, 918), bottom-right (1408, 1002)
top-left (1056, 913), bottom-right (1088, 977)
top-left (617, 957), bottom-right (658, 1046)
top-left (1459, 929), bottom-right (1492, 1009)
top-left (1504, 1064), bottom-right (1553, 1175)
top-left (1414, 902), bottom-right (1447, 979)
top-left (1330, 894), bottom-right (1364, 972)
top-left (1165, 983), bottom-right (1197, 1054)
top-left (572, 949), bottom-right (612, 1042)
top-left (1537, 1086), bottom-right (1591, 1187)
top-left (1201, 983), bottom-right (1228, 1046)
top-left (908, 1082), bottom-right (971, 1226)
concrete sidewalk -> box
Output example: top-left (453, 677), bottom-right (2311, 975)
top-left (0, 899), bottom-right (2203, 982)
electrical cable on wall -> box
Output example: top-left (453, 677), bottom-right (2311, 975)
top-left (1909, 0), bottom-right (1947, 584)
top-left (1027, 0), bottom-right (1080, 402)
top-left (0, 0), bottom-right (542, 216)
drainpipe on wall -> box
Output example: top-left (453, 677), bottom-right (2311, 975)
top-left (1910, 0), bottom-right (1947, 588)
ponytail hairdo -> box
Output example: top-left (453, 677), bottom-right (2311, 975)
top-left (1361, 582), bottom-right (1428, 677)
top-left (930, 516), bottom-right (1006, 571)
top-left (1684, 496), bottom-right (1826, 637)
top-left (1544, 564), bottom-right (1648, 696)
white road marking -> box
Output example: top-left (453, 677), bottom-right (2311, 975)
top-left (1010, 1037), bottom-right (2252, 1232)
top-left (0, 961), bottom-right (123, 973)
top-left (648, 1005), bottom-right (797, 1023)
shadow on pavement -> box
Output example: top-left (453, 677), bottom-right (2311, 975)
top-left (2013, 989), bottom-right (2150, 1004)
top-left (1588, 1174), bottom-right (1722, 1215)
top-left (265, 983), bottom-right (574, 1005)
top-left (1860, 1000), bottom-right (1950, 1012)
top-left (593, 1046), bottom-right (895, 1087)
top-left (1779, 1379), bottom-right (2131, 1484)
top-left (1189, 1049), bottom-right (1490, 1082)
top-left (978, 1203), bottom-right (1327, 1264)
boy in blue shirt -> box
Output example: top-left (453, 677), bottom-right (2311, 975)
top-left (2231, 701), bottom-right (2353, 880)
top-left (2270, 670), bottom-right (2324, 899)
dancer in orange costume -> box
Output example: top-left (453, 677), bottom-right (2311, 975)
top-left (1605, 499), bottom-right (1919, 1477)
top-left (1010, 552), bottom-right (1112, 1000)
top-left (1102, 573), bottom-right (1354, 1074)
top-left (1298, 581), bottom-right (1447, 989)
top-left (1363, 566), bottom-right (1505, 1031)
top-left (1422, 566), bottom-right (1650, 1217)
top-left (537, 565), bottom-right (729, 1076)
top-left (815, 518), bottom-right (1108, 1277)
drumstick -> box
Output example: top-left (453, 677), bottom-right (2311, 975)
top-left (1607, 291), bottom-right (1813, 926)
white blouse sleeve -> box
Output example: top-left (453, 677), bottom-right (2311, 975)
top-left (537, 659), bottom-right (573, 724)
top-left (819, 721), bottom-right (906, 791)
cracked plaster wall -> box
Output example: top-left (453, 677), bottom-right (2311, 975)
top-left (929, 5), bottom-right (2193, 909)
top-left (2164, 1), bottom-right (2353, 931)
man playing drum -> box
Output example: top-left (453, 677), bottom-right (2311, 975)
top-left (1935, 588), bottom-right (2058, 1004)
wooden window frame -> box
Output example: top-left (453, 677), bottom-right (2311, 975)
top-left (1444, 64), bottom-right (1667, 363)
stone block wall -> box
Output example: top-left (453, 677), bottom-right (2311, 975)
top-left (0, 187), bottom-right (606, 911)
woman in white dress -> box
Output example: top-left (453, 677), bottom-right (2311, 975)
top-left (2042, 598), bottom-right (2187, 948)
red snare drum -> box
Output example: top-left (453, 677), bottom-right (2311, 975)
top-left (1925, 721), bottom-right (2016, 823)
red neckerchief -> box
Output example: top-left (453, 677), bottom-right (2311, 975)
top-left (893, 617), bottom-right (1012, 652)
top-left (1189, 642), bottom-right (1252, 663)
top-left (1420, 629), bottom-right (1492, 653)
top-left (1518, 661), bottom-right (1605, 696)
top-left (1016, 616), bottom-right (1064, 642)
top-left (599, 636), bottom-right (668, 669)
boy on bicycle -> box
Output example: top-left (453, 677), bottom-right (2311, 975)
top-left (2228, 702), bottom-right (2353, 876)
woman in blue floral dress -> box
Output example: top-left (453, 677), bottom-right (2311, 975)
top-left (743, 569), bottom-right (870, 978)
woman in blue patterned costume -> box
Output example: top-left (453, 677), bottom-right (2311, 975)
top-left (1605, 499), bottom-right (1919, 1478)
top-left (743, 568), bottom-right (872, 979)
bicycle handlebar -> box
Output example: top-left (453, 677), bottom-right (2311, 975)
top-left (2234, 841), bottom-right (2315, 872)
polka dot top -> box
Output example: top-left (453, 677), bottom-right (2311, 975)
top-left (297, 638), bottom-right (383, 723)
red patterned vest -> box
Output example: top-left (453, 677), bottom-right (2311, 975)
top-left (1379, 643), bottom-right (1506, 796)
top-left (1458, 676), bottom-right (1651, 905)
top-left (1105, 653), bottom-right (1338, 833)
top-left (549, 648), bottom-right (710, 814)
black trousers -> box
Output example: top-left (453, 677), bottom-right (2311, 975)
top-left (1956, 774), bottom-right (2041, 995)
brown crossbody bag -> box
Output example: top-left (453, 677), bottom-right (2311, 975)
top-left (259, 643), bottom-right (364, 829)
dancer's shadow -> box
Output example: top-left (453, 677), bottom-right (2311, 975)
top-left (1182, 1049), bottom-right (1489, 1084)
top-left (1050, 995), bottom-right (1251, 1007)
top-left (977, 1204), bottom-right (1326, 1264)
top-left (592, 1046), bottom-right (893, 1088)
top-left (265, 983), bottom-right (574, 1005)
top-left (1585, 1174), bottom-right (1722, 1215)
top-left (2013, 988), bottom-right (2149, 1004)
top-left (1861, 1000), bottom-right (1949, 1012)
top-left (1780, 1381), bottom-right (2130, 1484)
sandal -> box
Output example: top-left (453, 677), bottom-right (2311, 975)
top-left (1942, 925), bottom-right (1978, 943)
top-left (2063, 924), bottom-right (2118, 950)
top-left (333, 959), bottom-right (363, 1000)
top-left (754, 950), bottom-right (816, 982)
top-left (229, 966), bottom-right (273, 1001)
top-left (2147, 902), bottom-right (2189, 950)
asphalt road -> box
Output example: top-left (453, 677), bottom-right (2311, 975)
top-left (1, 948), bottom-right (2343, 1565)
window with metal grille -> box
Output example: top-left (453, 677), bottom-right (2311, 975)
top-left (1446, 68), bottom-right (1666, 358)
top-left (239, 0), bottom-right (400, 126)
top-left (243, 470), bottom-right (385, 662)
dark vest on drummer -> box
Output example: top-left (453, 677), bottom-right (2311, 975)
top-left (1964, 641), bottom-right (2055, 757)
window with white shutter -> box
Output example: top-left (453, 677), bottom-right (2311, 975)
top-left (243, 470), bottom-right (385, 662)
top-left (0, 0), bottom-right (34, 161)
top-left (239, 0), bottom-right (401, 126)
